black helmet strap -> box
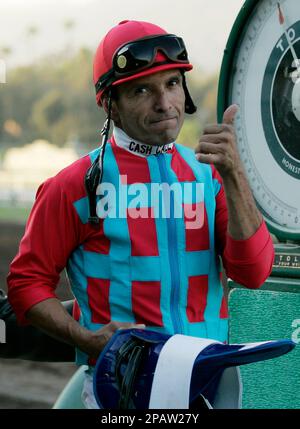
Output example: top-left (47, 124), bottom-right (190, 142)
top-left (85, 90), bottom-right (112, 225)
top-left (182, 72), bottom-right (197, 114)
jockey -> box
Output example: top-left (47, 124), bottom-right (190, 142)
top-left (7, 20), bottom-right (274, 408)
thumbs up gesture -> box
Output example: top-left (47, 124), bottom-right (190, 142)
top-left (195, 104), bottom-right (242, 178)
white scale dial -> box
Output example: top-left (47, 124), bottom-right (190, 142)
top-left (226, 0), bottom-right (300, 238)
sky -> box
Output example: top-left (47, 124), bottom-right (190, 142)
top-left (0, 0), bottom-right (245, 74)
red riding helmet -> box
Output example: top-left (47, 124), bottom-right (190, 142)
top-left (93, 20), bottom-right (195, 112)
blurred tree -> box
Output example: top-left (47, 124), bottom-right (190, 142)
top-left (178, 118), bottom-right (201, 148)
top-left (31, 89), bottom-right (65, 141)
top-left (3, 119), bottom-right (22, 138)
top-left (62, 19), bottom-right (76, 57)
top-left (63, 19), bottom-right (75, 31)
top-left (0, 48), bottom-right (219, 153)
top-left (0, 46), bottom-right (12, 57)
top-left (25, 25), bottom-right (39, 64)
top-left (0, 66), bottom-right (46, 144)
top-left (26, 25), bottom-right (39, 38)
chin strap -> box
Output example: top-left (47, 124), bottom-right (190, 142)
top-left (85, 91), bottom-right (112, 225)
top-left (115, 337), bottom-right (147, 409)
top-left (182, 72), bottom-right (197, 114)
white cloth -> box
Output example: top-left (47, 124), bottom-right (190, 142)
top-left (113, 126), bottom-right (174, 157)
top-left (149, 335), bottom-right (219, 409)
top-left (81, 370), bottom-right (100, 409)
top-left (148, 334), bottom-right (242, 409)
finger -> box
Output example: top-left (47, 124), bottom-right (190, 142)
top-left (222, 104), bottom-right (238, 125)
top-left (195, 141), bottom-right (221, 155)
top-left (198, 134), bottom-right (228, 144)
top-left (203, 123), bottom-right (235, 135)
top-left (203, 124), bottom-right (224, 135)
top-left (196, 152), bottom-right (219, 165)
top-left (117, 323), bottom-right (146, 331)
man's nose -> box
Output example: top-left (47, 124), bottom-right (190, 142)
top-left (153, 89), bottom-right (172, 112)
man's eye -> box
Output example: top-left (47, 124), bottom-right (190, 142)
top-left (169, 78), bottom-right (180, 86)
top-left (135, 87), bottom-right (148, 95)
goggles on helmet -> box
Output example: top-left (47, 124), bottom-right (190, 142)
top-left (95, 34), bottom-right (190, 95)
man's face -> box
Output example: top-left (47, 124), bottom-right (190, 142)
top-left (110, 69), bottom-right (186, 145)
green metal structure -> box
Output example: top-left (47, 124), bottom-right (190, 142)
top-left (228, 280), bottom-right (300, 408)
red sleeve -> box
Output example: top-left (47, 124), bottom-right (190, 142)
top-left (7, 176), bottom-right (82, 324)
top-left (213, 166), bottom-right (275, 289)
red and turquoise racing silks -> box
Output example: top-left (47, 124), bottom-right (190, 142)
top-left (7, 127), bottom-right (274, 365)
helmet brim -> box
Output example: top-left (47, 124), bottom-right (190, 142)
top-left (97, 63), bottom-right (193, 106)
top-left (112, 62), bottom-right (193, 87)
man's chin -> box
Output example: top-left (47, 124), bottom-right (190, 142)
top-left (150, 134), bottom-right (177, 145)
top-left (146, 126), bottom-right (179, 145)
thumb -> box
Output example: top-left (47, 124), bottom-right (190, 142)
top-left (222, 104), bottom-right (239, 125)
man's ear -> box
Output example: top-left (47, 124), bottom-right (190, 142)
top-left (103, 97), bottom-right (120, 124)
top-left (102, 96), bottom-right (110, 115)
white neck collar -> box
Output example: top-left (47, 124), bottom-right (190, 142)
top-left (113, 126), bottom-right (174, 158)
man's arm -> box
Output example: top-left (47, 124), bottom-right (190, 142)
top-left (221, 164), bottom-right (262, 240)
top-left (7, 176), bottom-right (80, 325)
top-left (7, 165), bottom-right (144, 360)
top-left (1, 288), bottom-right (142, 361)
top-left (26, 298), bottom-right (144, 359)
top-left (196, 104), bottom-right (262, 240)
top-left (195, 104), bottom-right (274, 288)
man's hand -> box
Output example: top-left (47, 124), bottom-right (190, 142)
top-left (195, 104), bottom-right (241, 178)
top-left (83, 321), bottom-right (146, 359)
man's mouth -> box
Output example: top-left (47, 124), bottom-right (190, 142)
top-left (150, 117), bottom-right (177, 125)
